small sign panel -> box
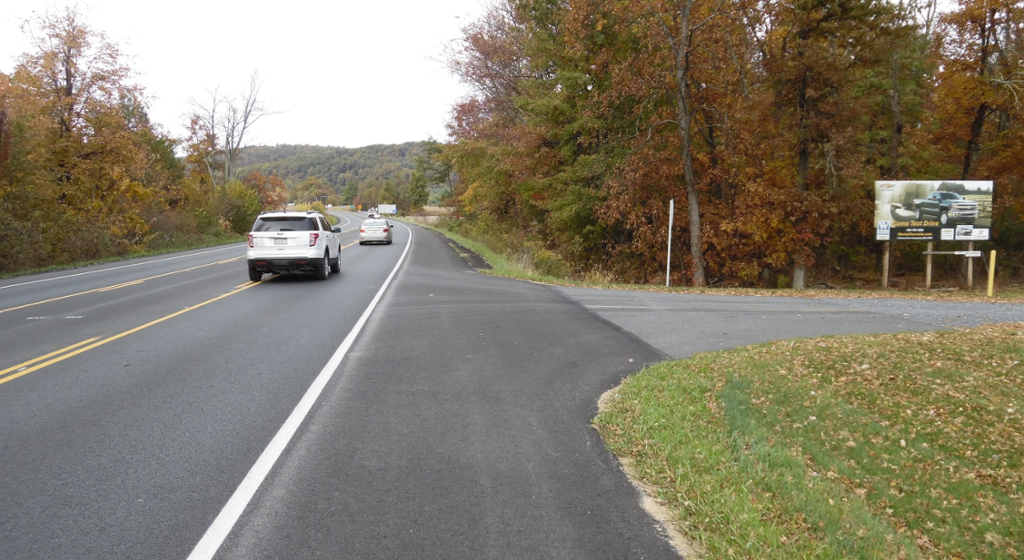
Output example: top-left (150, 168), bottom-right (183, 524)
top-left (876, 220), bottom-right (891, 241)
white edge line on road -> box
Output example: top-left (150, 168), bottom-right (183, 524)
top-left (0, 245), bottom-right (244, 291)
top-left (186, 224), bottom-right (414, 560)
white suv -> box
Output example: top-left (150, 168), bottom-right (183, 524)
top-left (246, 211), bottom-right (342, 281)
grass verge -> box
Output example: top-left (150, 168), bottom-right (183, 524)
top-left (594, 324), bottom-right (1024, 559)
top-left (424, 225), bottom-right (1024, 303)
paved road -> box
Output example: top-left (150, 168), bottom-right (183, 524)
top-left (553, 288), bottom-right (944, 360)
top-left (214, 224), bottom-right (679, 560)
top-left (0, 212), bottom-right (400, 559)
top-left (2, 215), bottom-right (992, 560)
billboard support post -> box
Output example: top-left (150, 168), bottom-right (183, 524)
top-left (882, 242), bottom-right (890, 288)
top-left (967, 242), bottom-right (974, 289)
top-left (925, 242), bottom-right (933, 290)
top-left (988, 250), bottom-right (996, 297)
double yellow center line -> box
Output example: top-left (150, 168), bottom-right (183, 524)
top-left (0, 257), bottom-right (244, 316)
top-left (2, 240), bottom-right (363, 386)
top-left (0, 274), bottom-right (262, 387)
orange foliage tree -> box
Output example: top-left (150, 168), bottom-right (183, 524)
top-left (0, 7), bottom-right (183, 270)
top-left (242, 171), bottom-right (288, 210)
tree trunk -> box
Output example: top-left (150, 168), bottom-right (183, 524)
top-left (796, 71), bottom-right (810, 192)
top-left (793, 263), bottom-right (806, 289)
top-left (794, 69), bottom-right (809, 289)
top-left (888, 52), bottom-right (904, 178)
top-left (961, 102), bottom-right (987, 180)
top-left (671, 0), bottom-right (707, 287)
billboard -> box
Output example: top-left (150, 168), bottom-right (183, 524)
top-left (874, 181), bottom-right (993, 242)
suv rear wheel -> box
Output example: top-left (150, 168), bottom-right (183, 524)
top-left (317, 251), bottom-right (330, 280)
top-left (248, 268), bottom-right (263, 282)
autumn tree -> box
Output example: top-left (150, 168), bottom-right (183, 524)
top-left (447, 0), bottom-right (629, 276)
top-left (594, 0), bottom-right (738, 286)
top-left (242, 171), bottom-right (287, 210)
top-left (221, 180), bottom-right (262, 234)
top-left (188, 73), bottom-right (270, 186)
top-left (861, 0), bottom-right (937, 179)
top-left (742, 0), bottom-right (891, 287)
top-left (927, 0), bottom-right (1024, 262)
top-left (931, 0), bottom-right (1023, 180)
top-left (0, 73), bottom-right (19, 187)
top-left (1, 7), bottom-right (180, 269)
top-left (446, 1), bottom-right (535, 226)
top-left (409, 140), bottom-right (455, 208)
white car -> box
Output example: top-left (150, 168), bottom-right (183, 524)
top-left (359, 218), bottom-right (394, 245)
top-left (246, 211), bottom-right (342, 281)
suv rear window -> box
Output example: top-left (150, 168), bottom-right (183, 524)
top-left (252, 217), bottom-right (318, 232)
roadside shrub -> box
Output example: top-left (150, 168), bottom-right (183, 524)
top-left (0, 207), bottom-right (47, 273)
top-left (529, 245), bottom-right (570, 278)
top-left (221, 181), bottom-right (262, 234)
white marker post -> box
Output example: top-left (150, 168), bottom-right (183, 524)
top-left (666, 198), bottom-right (674, 287)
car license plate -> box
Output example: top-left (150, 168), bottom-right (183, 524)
top-left (274, 238), bottom-right (287, 245)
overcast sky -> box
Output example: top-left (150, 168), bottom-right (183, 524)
top-left (1, 0), bottom-right (488, 148)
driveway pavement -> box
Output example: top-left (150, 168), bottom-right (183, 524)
top-left (553, 288), bottom-right (952, 360)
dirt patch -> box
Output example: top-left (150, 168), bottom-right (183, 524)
top-left (431, 231), bottom-right (491, 270)
top-left (404, 215), bottom-right (445, 225)
top-left (404, 206), bottom-right (455, 225)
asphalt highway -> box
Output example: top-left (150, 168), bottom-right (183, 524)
top-left (0, 213), bottom-right (955, 559)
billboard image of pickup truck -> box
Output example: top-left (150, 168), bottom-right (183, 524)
top-left (874, 180), bottom-right (993, 242)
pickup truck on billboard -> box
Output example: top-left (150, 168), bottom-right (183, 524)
top-left (903, 191), bottom-right (979, 225)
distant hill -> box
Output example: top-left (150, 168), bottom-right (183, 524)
top-left (236, 142), bottom-right (425, 191)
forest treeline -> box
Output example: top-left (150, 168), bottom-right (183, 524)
top-left (235, 142), bottom-right (451, 211)
top-left (239, 143), bottom-right (420, 189)
top-left (3, 2), bottom-right (1021, 286)
top-left (0, 8), bottom-right (443, 274)
top-left (437, 0), bottom-right (1024, 287)
top-left (0, 7), bottom-right (267, 273)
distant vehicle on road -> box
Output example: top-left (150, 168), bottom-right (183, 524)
top-left (246, 211), bottom-right (342, 281)
top-left (359, 219), bottom-right (394, 245)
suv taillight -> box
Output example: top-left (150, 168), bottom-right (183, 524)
top-left (309, 233), bottom-right (320, 247)
top-left (247, 233), bottom-right (254, 248)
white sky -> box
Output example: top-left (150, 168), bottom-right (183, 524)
top-left (1, 0), bottom-right (488, 148)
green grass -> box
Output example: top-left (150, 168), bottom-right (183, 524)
top-left (418, 226), bottom-right (575, 283)
top-left (594, 325), bottom-right (1024, 559)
